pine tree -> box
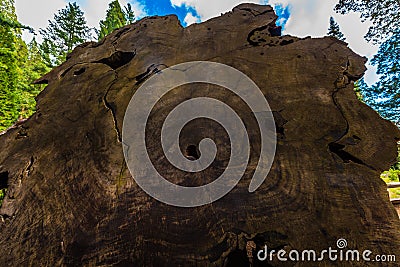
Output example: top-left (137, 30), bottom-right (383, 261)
top-left (125, 3), bottom-right (135, 24)
top-left (358, 31), bottom-right (400, 126)
top-left (335, 0), bottom-right (399, 127)
top-left (0, 12), bottom-right (33, 32)
top-left (0, 0), bottom-right (21, 129)
top-left (327, 16), bottom-right (346, 41)
top-left (18, 38), bottom-right (50, 119)
top-left (335, 0), bottom-right (399, 44)
top-left (98, 0), bottom-right (126, 40)
top-left (0, 0), bottom-right (16, 20)
top-left (98, 0), bottom-right (135, 41)
top-left (0, 0), bottom-right (50, 131)
top-left (40, 2), bottom-right (91, 67)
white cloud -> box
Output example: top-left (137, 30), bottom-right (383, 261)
top-left (267, 0), bottom-right (379, 84)
top-left (170, 0), bottom-right (379, 84)
top-left (82, 0), bottom-right (147, 29)
top-left (15, 0), bottom-right (66, 41)
top-left (184, 12), bottom-right (200, 26)
top-left (15, 0), bottom-right (379, 84)
top-left (15, 0), bottom-right (147, 42)
top-left (82, 0), bottom-right (111, 29)
top-left (127, 1), bottom-right (147, 19)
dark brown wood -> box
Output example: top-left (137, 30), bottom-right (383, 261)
top-left (388, 182), bottom-right (400, 189)
top-left (1, 3), bottom-right (400, 266)
top-left (391, 199), bottom-right (400, 205)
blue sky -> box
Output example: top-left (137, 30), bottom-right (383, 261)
top-left (71, 0), bottom-right (288, 28)
top-left (15, 0), bottom-right (379, 84)
top-left (73, 0), bottom-right (201, 26)
top-left (129, 0), bottom-right (200, 23)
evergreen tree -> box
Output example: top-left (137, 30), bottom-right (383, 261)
top-left (40, 2), bottom-right (91, 67)
top-left (358, 31), bottom-right (400, 126)
top-left (327, 16), bottom-right (346, 41)
top-left (124, 3), bottom-right (135, 24)
top-left (0, 0), bottom-right (16, 20)
top-left (0, 0), bottom-right (49, 131)
top-left (19, 38), bottom-right (50, 119)
top-left (335, 0), bottom-right (399, 44)
top-left (335, 0), bottom-right (399, 127)
top-left (0, 0), bottom-right (21, 129)
top-left (0, 12), bottom-right (33, 32)
top-left (98, 0), bottom-right (135, 41)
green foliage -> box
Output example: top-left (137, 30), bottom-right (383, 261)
top-left (335, 0), bottom-right (400, 44)
top-left (40, 2), bottom-right (91, 67)
top-left (124, 3), bottom-right (135, 24)
top-left (335, 0), bottom-right (400, 186)
top-left (369, 31), bottom-right (399, 126)
top-left (381, 169), bottom-right (400, 199)
top-left (0, 0), bottom-right (17, 20)
top-left (335, 1), bottom-right (399, 125)
top-left (380, 144), bottom-right (400, 198)
top-left (0, 0), bottom-right (22, 129)
top-left (353, 80), bottom-right (364, 101)
top-left (327, 16), bottom-right (346, 41)
top-left (0, 12), bottom-right (33, 32)
top-left (382, 170), bottom-right (400, 182)
top-left (0, 188), bottom-right (6, 207)
top-left (387, 187), bottom-right (400, 200)
top-left (357, 31), bottom-right (400, 126)
top-left (98, 0), bottom-right (135, 41)
top-left (98, 0), bottom-right (126, 40)
top-left (0, 0), bottom-right (49, 131)
top-left (19, 38), bottom-right (50, 118)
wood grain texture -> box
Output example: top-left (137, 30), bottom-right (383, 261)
top-left (0, 4), bottom-right (399, 266)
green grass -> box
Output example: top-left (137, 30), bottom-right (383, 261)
top-left (381, 169), bottom-right (400, 199)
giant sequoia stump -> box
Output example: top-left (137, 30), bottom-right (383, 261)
top-left (1, 4), bottom-right (400, 266)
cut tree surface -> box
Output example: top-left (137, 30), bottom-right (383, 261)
top-left (1, 3), bottom-right (399, 267)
